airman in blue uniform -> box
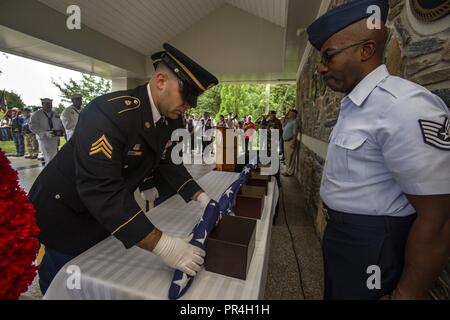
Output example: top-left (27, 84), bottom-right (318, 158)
top-left (307, 0), bottom-right (450, 299)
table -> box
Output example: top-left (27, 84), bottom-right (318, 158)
top-left (44, 170), bottom-right (279, 300)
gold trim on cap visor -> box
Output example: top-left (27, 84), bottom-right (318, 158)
top-left (166, 52), bottom-right (206, 92)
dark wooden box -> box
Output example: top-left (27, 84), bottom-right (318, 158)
top-left (235, 185), bottom-right (265, 219)
top-left (251, 172), bottom-right (271, 181)
top-left (205, 215), bottom-right (256, 280)
top-left (246, 178), bottom-right (269, 195)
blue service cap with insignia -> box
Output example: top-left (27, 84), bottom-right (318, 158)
top-left (151, 43), bottom-right (219, 108)
top-left (40, 98), bottom-right (53, 103)
top-left (307, 0), bottom-right (389, 51)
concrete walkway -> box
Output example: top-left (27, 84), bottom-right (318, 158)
top-left (265, 174), bottom-right (324, 299)
top-left (9, 156), bottom-right (323, 300)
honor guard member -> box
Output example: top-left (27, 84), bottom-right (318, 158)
top-left (307, 0), bottom-right (450, 300)
top-left (61, 93), bottom-right (83, 141)
top-left (29, 43), bottom-right (218, 294)
top-left (29, 98), bottom-right (64, 166)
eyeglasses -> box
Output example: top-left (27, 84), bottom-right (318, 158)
top-left (320, 39), bottom-right (369, 66)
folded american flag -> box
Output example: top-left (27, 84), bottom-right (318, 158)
top-left (168, 163), bottom-right (257, 300)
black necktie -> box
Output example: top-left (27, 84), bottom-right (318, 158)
top-left (44, 111), bottom-right (53, 130)
top-left (156, 117), bottom-right (166, 129)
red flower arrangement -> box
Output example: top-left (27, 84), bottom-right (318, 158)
top-left (0, 149), bottom-right (40, 299)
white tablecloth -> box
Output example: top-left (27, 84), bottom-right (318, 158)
top-left (44, 171), bottom-right (279, 300)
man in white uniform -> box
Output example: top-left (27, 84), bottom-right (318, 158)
top-left (61, 94), bottom-right (83, 141)
top-left (30, 98), bottom-right (64, 166)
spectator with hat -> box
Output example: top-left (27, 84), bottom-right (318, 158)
top-left (61, 94), bottom-right (83, 141)
top-left (10, 107), bottom-right (25, 157)
top-left (29, 98), bottom-right (64, 166)
top-left (0, 110), bottom-right (12, 141)
top-left (22, 108), bottom-right (39, 159)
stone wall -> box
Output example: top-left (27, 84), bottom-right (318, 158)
top-left (295, 0), bottom-right (449, 299)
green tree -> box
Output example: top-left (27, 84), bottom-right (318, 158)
top-left (52, 74), bottom-right (111, 105)
top-left (192, 85), bottom-right (221, 117)
top-left (218, 84), bottom-right (266, 121)
top-left (269, 84), bottom-right (296, 115)
top-left (184, 82), bottom-right (296, 121)
top-left (53, 103), bottom-right (65, 116)
top-left (0, 90), bottom-right (26, 110)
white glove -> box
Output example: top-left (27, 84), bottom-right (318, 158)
top-left (45, 131), bottom-right (54, 138)
top-left (197, 192), bottom-right (210, 209)
top-left (140, 188), bottom-right (159, 202)
top-left (153, 233), bottom-right (205, 276)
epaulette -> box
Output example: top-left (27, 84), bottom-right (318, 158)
top-left (106, 95), bottom-right (142, 115)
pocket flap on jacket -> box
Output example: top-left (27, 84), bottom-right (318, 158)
top-left (334, 133), bottom-right (367, 150)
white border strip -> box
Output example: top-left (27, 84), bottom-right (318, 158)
top-left (301, 134), bottom-right (329, 159)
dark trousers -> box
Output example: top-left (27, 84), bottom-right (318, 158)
top-left (12, 131), bottom-right (24, 155)
top-left (279, 136), bottom-right (284, 159)
top-left (39, 247), bottom-right (76, 295)
top-left (1, 127), bottom-right (12, 141)
top-left (322, 208), bottom-right (416, 300)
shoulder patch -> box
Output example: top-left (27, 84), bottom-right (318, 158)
top-left (107, 96), bottom-right (141, 114)
top-left (89, 134), bottom-right (113, 159)
top-left (419, 117), bottom-right (450, 151)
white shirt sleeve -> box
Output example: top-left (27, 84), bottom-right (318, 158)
top-left (376, 91), bottom-right (450, 195)
top-left (61, 108), bottom-right (76, 131)
top-left (29, 111), bottom-right (47, 136)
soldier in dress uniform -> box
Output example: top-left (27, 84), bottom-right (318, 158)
top-left (29, 98), bottom-right (64, 166)
top-left (61, 93), bottom-right (83, 141)
top-left (307, 0), bottom-right (450, 299)
top-left (29, 43), bottom-right (218, 294)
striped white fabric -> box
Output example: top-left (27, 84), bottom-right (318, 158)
top-left (44, 171), bottom-right (279, 300)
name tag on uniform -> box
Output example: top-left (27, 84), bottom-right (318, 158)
top-left (127, 151), bottom-right (143, 156)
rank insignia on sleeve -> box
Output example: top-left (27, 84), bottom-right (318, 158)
top-left (89, 134), bottom-right (113, 159)
top-left (419, 117), bottom-right (450, 151)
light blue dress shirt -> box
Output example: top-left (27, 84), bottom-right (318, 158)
top-left (321, 65), bottom-right (450, 216)
top-left (283, 119), bottom-right (298, 141)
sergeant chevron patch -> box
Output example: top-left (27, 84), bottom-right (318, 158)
top-left (89, 134), bottom-right (113, 159)
top-left (419, 117), bottom-right (450, 151)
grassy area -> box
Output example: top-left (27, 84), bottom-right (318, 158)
top-left (0, 138), bottom-right (67, 155)
top-left (0, 140), bottom-right (16, 154)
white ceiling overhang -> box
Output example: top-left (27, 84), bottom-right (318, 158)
top-left (0, 0), bottom-right (322, 82)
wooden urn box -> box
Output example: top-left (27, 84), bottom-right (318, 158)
top-left (205, 215), bottom-right (256, 280)
top-left (235, 185), bottom-right (265, 219)
top-left (246, 173), bottom-right (271, 195)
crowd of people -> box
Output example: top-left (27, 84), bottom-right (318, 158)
top-left (1, 106), bottom-right (41, 159)
top-left (0, 94), bottom-right (83, 166)
top-left (182, 109), bottom-right (299, 175)
top-left (2, 94), bottom-right (299, 176)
